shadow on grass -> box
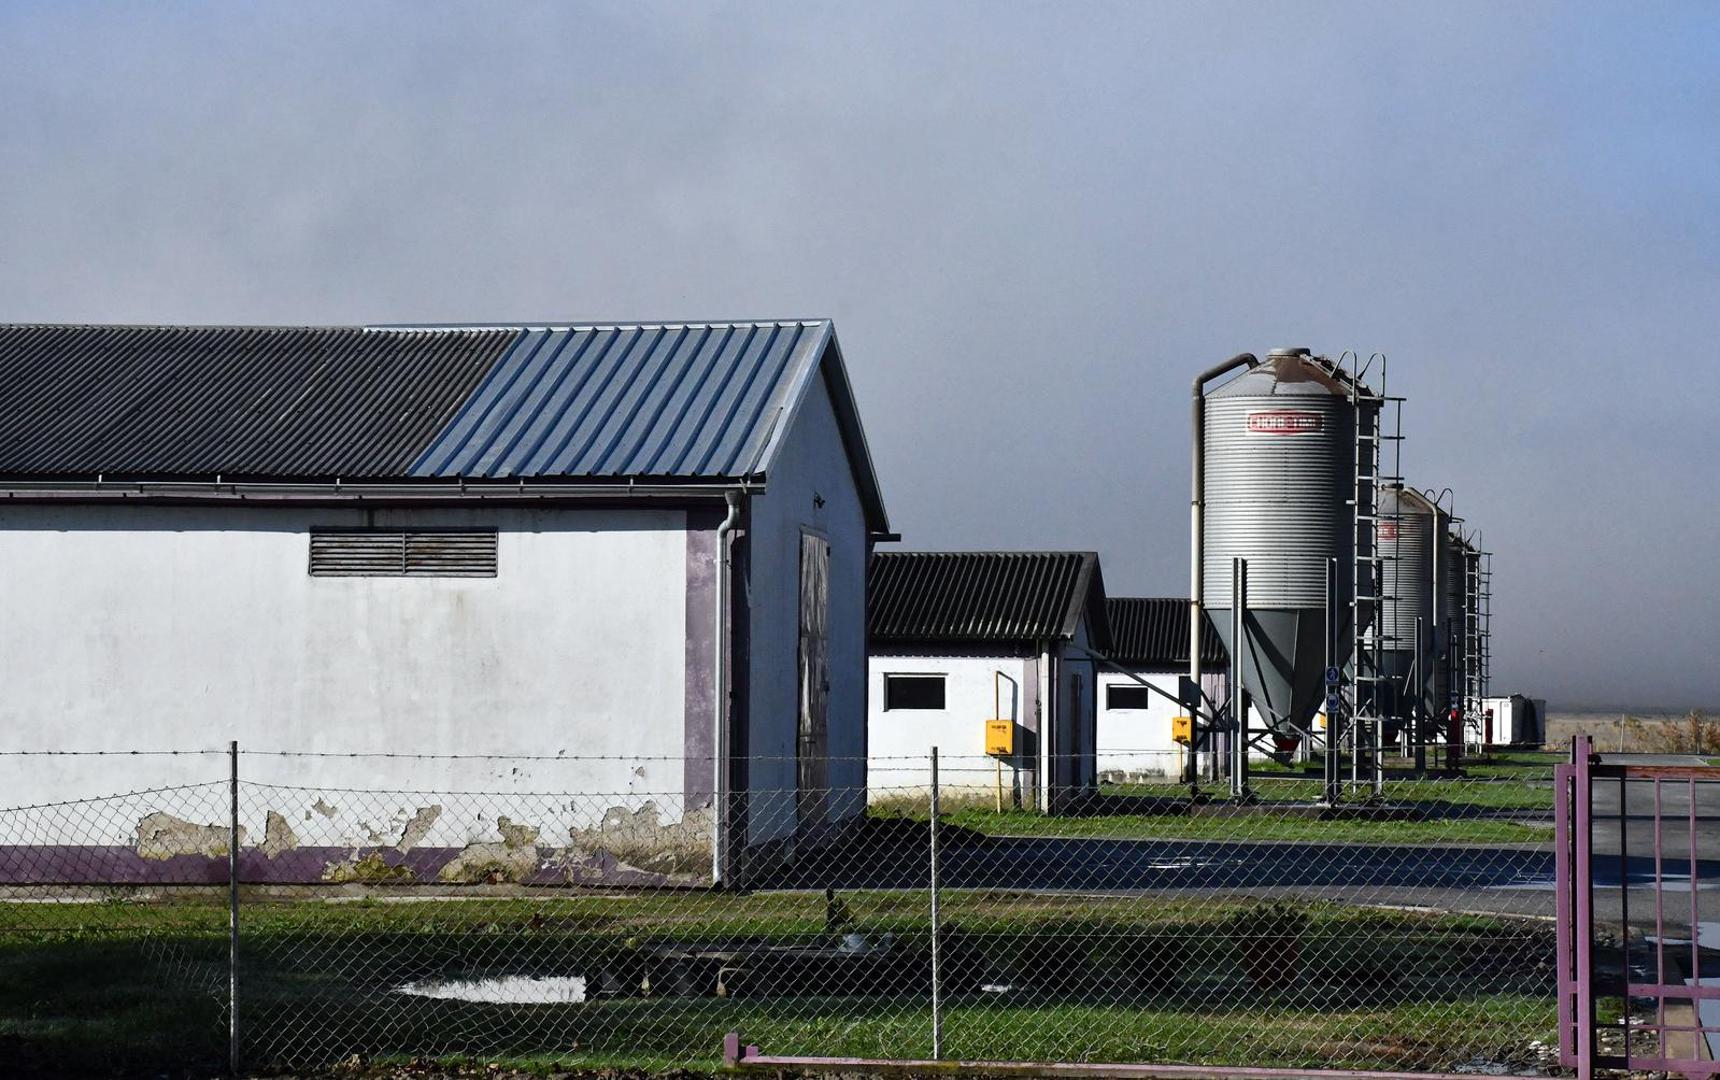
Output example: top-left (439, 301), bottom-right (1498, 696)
top-left (1, 898), bottom-right (1561, 1076)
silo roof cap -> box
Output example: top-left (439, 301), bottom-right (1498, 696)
top-left (1207, 350), bottom-right (1350, 398)
top-left (1380, 484), bottom-right (1439, 516)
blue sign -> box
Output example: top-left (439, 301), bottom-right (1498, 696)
top-left (1326, 692), bottom-right (1342, 713)
top-left (1324, 666), bottom-right (1342, 686)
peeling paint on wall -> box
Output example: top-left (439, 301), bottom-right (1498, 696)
top-left (437, 816), bottom-right (541, 884)
top-left (323, 852), bottom-right (414, 883)
top-left (135, 813), bottom-right (241, 860)
top-left (394, 805), bottom-right (442, 853)
top-left (567, 802), bottom-right (712, 881)
top-left (260, 811), bottom-right (298, 858)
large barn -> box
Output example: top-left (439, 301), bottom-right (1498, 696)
top-left (0, 320), bottom-right (892, 886)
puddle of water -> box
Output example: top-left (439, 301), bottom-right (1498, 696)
top-left (396, 975), bottom-right (587, 1004)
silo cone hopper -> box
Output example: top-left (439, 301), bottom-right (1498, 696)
top-left (1206, 607), bottom-right (1347, 735)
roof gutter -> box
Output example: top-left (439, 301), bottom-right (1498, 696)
top-left (0, 478), bottom-right (763, 504)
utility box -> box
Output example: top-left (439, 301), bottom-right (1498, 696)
top-left (1171, 715), bottom-right (1193, 745)
top-left (985, 719), bottom-right (1015, 757)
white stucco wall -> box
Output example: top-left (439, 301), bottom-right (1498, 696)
top-left (741, 372), bottom-right (872, 844)
top-left (0, 503), bottom-right (696, 853)
top-left (1096, 670), bottom-right (1275, 780)
top-left (866, 652), bottom-right (1035, 798)
top-left (1096, 670), bottom-right (1189, 778)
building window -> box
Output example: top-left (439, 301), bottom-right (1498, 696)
top-left (1106, 684), bottom-right (1154, 710)
top-left (309, 528), bottom-right (498, 577)
top-left (883, 674), bottom-right (946, 711)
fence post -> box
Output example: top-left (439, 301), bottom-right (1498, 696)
top-left (228, 739), bottom-right (240, 1077)
top-left (929, 746), bottom-right (942, 1060)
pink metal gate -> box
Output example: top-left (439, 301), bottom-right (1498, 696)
top-left (1556, 737), bottom-right (1718, 1077)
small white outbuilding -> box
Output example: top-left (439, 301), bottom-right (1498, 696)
top-left (865, 551), bottom-right (1108, 812)
top-left (1095, 597), bottom-right (1229, 781)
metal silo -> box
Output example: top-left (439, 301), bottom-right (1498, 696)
top-left (1375, 484), bottom-right (1439, 734)
top-left (1198, 348), bottom-right (1373, 735)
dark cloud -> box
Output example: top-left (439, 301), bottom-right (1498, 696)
top-left (1, 1), bottom-right (1715, 708)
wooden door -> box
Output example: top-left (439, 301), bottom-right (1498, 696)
top-left (797, 532), bottom-right (831, 829)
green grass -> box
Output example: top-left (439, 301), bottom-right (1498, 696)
top-left (928, 803), bottom-right (1549, 844)
top-left (904, 759), bottom-right (1560, 844)
top-left (875, 772), bottom-right (1555, 843)
top-left (0, 893), bottom-right (1563, 1076)
top-left (1101, 774), bottom-right (1554, 809)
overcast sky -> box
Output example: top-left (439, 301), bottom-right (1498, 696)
top-left (1, 3), bottom-right (1715, 710)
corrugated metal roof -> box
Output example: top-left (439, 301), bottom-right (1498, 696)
top-left (0, 325), bottom-right (517, 478)
top-left (868, 551), bottom-right (1108, 647)
top-left (410, 321), bottom-right (829, 479)
top-left (1105, 597), bottom-right (1227, 669)
top-left (0, 320), bottom-right (888, 530)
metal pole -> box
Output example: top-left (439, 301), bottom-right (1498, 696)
top-left (1412, 617), bottom-right (1426, 776)
top-left (929, 746), bottom-right (942, 1061)
top-left (1324, 557), bottom-right (1341, 806)
top-left (228, 739), bottom-right (240, 1078)
top-left (1231, 557), bottom-right (1246, 800)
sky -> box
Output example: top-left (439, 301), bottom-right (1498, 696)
top-left (0, 2), bottom-right (1715, 710)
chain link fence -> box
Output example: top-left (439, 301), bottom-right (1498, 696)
top-left (0, 746), bottom-right (1577, 1076)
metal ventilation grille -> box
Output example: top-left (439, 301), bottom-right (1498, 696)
top-left (309, 529), bottom-right (498, 577)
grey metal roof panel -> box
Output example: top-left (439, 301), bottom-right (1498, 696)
top-left (0, 325), bottom-right (517, 478)
top-left (0, 321), bottom-right (890, 532)
top-left (868, 551), bottom-right (1109, 647)
top-left (1104, 597), bottom-right (1228, 668)
top-left (409, 322), bottom-right (828, 479)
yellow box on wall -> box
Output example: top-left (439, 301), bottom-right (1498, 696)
top-left (1171, 715), bottom-right (1193, 744)
top-left (985, 719), bottom-right (1015, 756)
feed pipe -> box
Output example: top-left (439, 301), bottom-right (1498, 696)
top-left (1190, 353), bottom-right (1259, 724)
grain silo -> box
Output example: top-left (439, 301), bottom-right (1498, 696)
top-left (1375, 484), bottom-right (1441, 736)
top-left (1194, 349), bottom-right (1380, 741)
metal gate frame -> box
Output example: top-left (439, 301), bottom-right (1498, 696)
top-left (1556, 736), bottom-right (1718, 1078)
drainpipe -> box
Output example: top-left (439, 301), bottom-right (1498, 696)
top-left (713, 490), bottom-right (743, 886)
top-left (1190, 354), bottom-right (1258, 754)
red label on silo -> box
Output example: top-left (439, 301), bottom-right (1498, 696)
top-left (1246, 409), bottom-right (1324, 435)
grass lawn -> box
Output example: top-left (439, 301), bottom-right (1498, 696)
top-left (873, 767), bottom-right (1556, 843)
top-left (925, 802), bottom-right (1550, 844)
top-left (0, 891), bottom-right (1562, 1076)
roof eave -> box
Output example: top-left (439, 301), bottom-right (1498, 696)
top-left (0, 476), bottom-right (762, 504)
top-left (749, 322), bottom-right (892, 537)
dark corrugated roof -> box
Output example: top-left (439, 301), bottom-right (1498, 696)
top-left (0, 321), bottom-right (889, 530)
top-left (411, 322), bottom-right (826, 479)
top-left (868, 551), bottom-right (1108, 648)
top-left (0, 325), bottom-right (514, 478)
top-left (1105, 597), bottom-right (1227, 669)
